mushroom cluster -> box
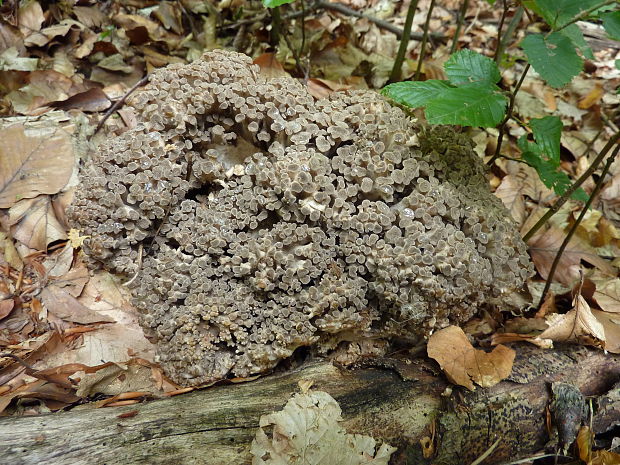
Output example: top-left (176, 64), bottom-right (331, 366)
top-left (69, 50), bottom-right (532, 385)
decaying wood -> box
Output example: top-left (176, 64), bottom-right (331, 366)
top-left (0, 344), bottom-right (619, 465)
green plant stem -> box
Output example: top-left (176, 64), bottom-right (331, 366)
top-left (537, 143), bottom-right (620, 309)
top-left (494, 0), bottom-right (509, 64)
top-left (414, 0), bottom-right (436, 81)
top-left (486, 63), bottom-right (530, 167)
top-left (389, 0), bottom-right (420, 83)
top-left (523, 130), bottom-right (620, 242)
top-left (270, 6), bottom-right (282, 46)
top-left (450, 0), bottom-right (469, 54)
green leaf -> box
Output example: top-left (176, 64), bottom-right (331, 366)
top-left (424, 86), bottom-right (508, 127)
top-left (381, 80), bottom-right (453, 108)
top-left (519, 136), bottom-right (588, 201)
top-left (262, 0), bottom-right (296, 7)
top-left (530, 116), bottom-right (563, 163)
top-left (602, 11), bottom-right (620, 40)
top-left (532, 0), bottom-right (602, 29)
top-left (560, 24), bottom-right (594, 60)
top-left (444, 49), bottom-right (501, 87)
top-left (521, 32), bottom-right (583, 88)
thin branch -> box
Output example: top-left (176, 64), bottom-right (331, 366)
top-left (496, 6), bottom-right (523, 61)
top-left (536, 144), bottom-right (620, 308)
top-left (389, 0), bottom-right (420, 82)
top-left (93, 75), bottom-right (149, 137)
top-left (486, 63), bottom-right (530, 166)
top-left (316, 0), bottom-right (443, 40)
top-left (523, 130), bottom-right (620, 242)
top-left (494, 0), bottom-right (509, 64)
top-left (414, 0), bottom-right (436, 81)
top-left (450, 0), bottom-right (469, 54)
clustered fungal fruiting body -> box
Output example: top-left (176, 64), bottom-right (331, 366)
top-left (68, 50), bottom-right (533, 386)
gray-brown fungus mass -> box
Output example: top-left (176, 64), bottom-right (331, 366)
top-left (69, 50), bottom-right (533, 386)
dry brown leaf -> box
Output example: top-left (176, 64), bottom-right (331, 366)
top-left (427, 326), bottom-right (515, 391)
top-left (593, 279), bottom-right (620, 313)
top-left (76, 361), bottom-right (163, 398)
top-left (40, 284), bottom-right (115, 325)
top-left (578, 84), bottom-right (604, 109)
top-left (590, 310), bottom-right (620, 353)
top-left (494, 175), bottom-right (526, 225)
top-left (0, 124), bottom-right (74, 208)
top-left (9, 196), bottom-right (67, 250)
top-left (0, 299), bottom-right (14, 320)
top-left (528, 226), bottom-right (614, 286)
top-left (253, 53), bottom-right (291, 79)
top-left (17, 1), bottom-right (45, 39)
top-left (538, 295), bottom-right (606, 348)
top-left (49, 87), bottom-right (111, 112)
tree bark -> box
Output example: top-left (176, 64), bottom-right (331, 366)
top-left (1, 344), bottom-right (619, 465)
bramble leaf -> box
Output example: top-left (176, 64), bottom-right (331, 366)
top-left (602, 11), bottom-right (620, 40)
top-left (381, 80), bottom-right (453, 108)
top-left (530, 116), bottom-right (563, 163)
top-left (262, 0), bottom-right (296, 7)
top-left (444, 49), bottom-right (501, 86)
top-left (424, 86), bottom-right (507, 127)
top-left (521, 32), bottom-right (583, 88)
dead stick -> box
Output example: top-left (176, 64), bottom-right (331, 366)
top-left (93, 75), bottom-right (149, 137)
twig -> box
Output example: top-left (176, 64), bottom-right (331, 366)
top-left (496, 6), bottom-right (523, 62)
top-left (536, 144), bottom-right (619, 308)
top-left (389, 0), bottom-right (420, 82)
top-left (0, 353), bottom-right (36, 372)
top-left (494, 0), bottom-right (509, 64)
top-left (93, 75), bottom-right (149, 137)
top-left (450, 0), bottom-right (469, 54)
top-left (487, 63), bottom-right (530, 166)
top-left (123, 243), bottom-right (143, 288)
top-left (469, 438), bottom-right (501, 465)
top-left (414, 0), bottom-right (436, 81)
top-left (523, 130), bottom-right (620, 242)
top-left (498, 454), bottom-right (573, 465)
top-left (316, 0), bottom-right (443, 40)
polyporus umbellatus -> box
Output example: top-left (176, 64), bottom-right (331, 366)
top-left (69, 50), bottom-right (533, 386)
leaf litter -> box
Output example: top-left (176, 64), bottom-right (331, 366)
top-left (0, 3), bottom-right (618, 462)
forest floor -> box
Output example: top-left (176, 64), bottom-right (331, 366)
top-left (0, 0), bottom-right (619, 461)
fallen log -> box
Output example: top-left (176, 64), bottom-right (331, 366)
top-left (1, 344), bottom-right (619, 465)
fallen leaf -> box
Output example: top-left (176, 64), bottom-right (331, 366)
top-left (0, 124), bottom-right (74, 208)
top-left (578, 84), bottom-right (604, 109)
top-left (427, 326), bottom-right (515, 390)
top-left (9, 196), bottom-right (67, 250)
top-left (251, 389), bottom-right (396, 464)
top-left (593, 279), bottom-right (620, 313)
top-left (494, 175), bottom-right (526, 225)
top-left (538, 295), bottom-right (606, 349)
top-left (49, 87), bottom-right (111, 112)
top-left (528, 226), bottom-right (614, 286)
top-left (76, 361), bottom-right (162, 398)
top-left (590, 310), bottom-right (620, 353)
top-left (0, 299), bottom-right (14, 320)
top-left (40, 285), bottom-right (115, 324)
top-left (0, 47), bottom-right (39, 71)
top-left (17, 1), bottom-right (45, 39)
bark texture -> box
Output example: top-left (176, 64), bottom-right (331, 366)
top-left (1, 344), bottom-right (619, 465)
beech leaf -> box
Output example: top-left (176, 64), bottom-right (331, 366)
top-left (251, 389), bottom-right (396, 464)
top-left (0, 124), bottom-right (74, 208)
top-left (427, 326), bottom-right (515, 390)
top-left (9, 196), bottom-right (67, 251)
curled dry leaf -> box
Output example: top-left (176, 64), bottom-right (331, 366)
top-left (251, 389), bottom-right (396, 465)
top-left (9, 195), bottom-right (67, 250)
top-left (0, 124), bottom-right (74, 208)
top-left (537, 295), bottom-right (606, 349)
top-left (427, 325), bottom-right (515, 391)
top-left (528, 226), bottom-right (614, 286)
